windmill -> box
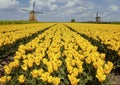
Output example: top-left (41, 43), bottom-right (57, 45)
top-left (96, 12), bottom-right (101, 22)
top-left (22, 0), bottom-right (43, 21)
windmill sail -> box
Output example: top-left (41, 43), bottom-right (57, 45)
top-left (35, 11), bottom-right (44, 14)
top-left (22, 9), bottom-right (31, 12)
top-left (33, 1), bottom-right (35, 11)
top-left (96, 12), bottom-right (98, 17)
top-left (22, 0), bottom-right (43, 21)
top-left (96, 12), bottom-right (101, 22)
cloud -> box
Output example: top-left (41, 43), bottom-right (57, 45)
top-left (108, 5), bottom-right (119, 12)
top-left (102, 5), bottom-right (119, 21)
top-left (28, 0), bottom-right (58, 12)
top-left (64, 1), bottom-right (76, 8)
top-left (1, 0), bottom-right (120, 21)
top-left (0, 0), bottom-right (19, 9)
top-left (20, 0), bottom-right (96, 21)
top-left (102, 5), bottom-right (119, 17)
top-left (106, 0), bottom-right (117, 2)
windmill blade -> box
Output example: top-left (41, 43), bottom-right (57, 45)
top-left (96, 12), bottom-right (99, 17)
top-left (40, 11), bottom-right (57, 15)
top-left (35, 11), bottom-right (44, 14)
top-left (22, 9), bottom-right (31, 12)
top-left (33, 0), bottom-right (35, 11)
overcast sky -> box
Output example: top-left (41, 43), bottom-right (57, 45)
top-left (0, 0), bottom-right (120, 22)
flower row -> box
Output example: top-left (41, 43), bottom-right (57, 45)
top-left (0, 23), bottom-right (54, 47)
top-left (0, 24), bottom-right (113, 85)
top-left (66, 23), bottom-right (120, 56)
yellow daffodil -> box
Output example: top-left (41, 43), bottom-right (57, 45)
top-left (38, 69), bottom-right (44, 76)
top-left (104, 61), bottom-right (113, 74)
top-left (53, 77), bottom-right (61, 85)
top-left (7, 76), bottom-right (11, 81)
top-left (31, 69), bottom-right (38, 78)
top-left (68, 74), bottom-right (80, 85)
top-left (4, 65), bottom-right (11, 74)
top-left (0, 76), bottom-right (7, 84)
top-left (18, 75), bottom-right (25, 83)
top-left (21, 64), bottom-right (28, 71)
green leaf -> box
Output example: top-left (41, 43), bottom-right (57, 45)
top-left (63, 79), bottom-right (70, 84)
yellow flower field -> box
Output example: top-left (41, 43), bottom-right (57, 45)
top-left (0, 23), bottom-right (120, 85)
top-left (65, 23), bottom-right (120, 56)
top-left (0, 23), bottom-right (54, 46)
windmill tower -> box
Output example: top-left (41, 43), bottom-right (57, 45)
top-left (96, 12), bottom-right (101, 22)
top-left (22, 1), bottom-right (43, 21)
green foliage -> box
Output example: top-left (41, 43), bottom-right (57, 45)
top-left (71, 19), bottom-right (76, 22)
top-left (81, 21), bottom-right (120, 25)
top-left (0, 20), bottom-right (37, 25)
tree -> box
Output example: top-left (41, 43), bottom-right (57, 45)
top-left (71, 19), bottom-right (75, 22)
